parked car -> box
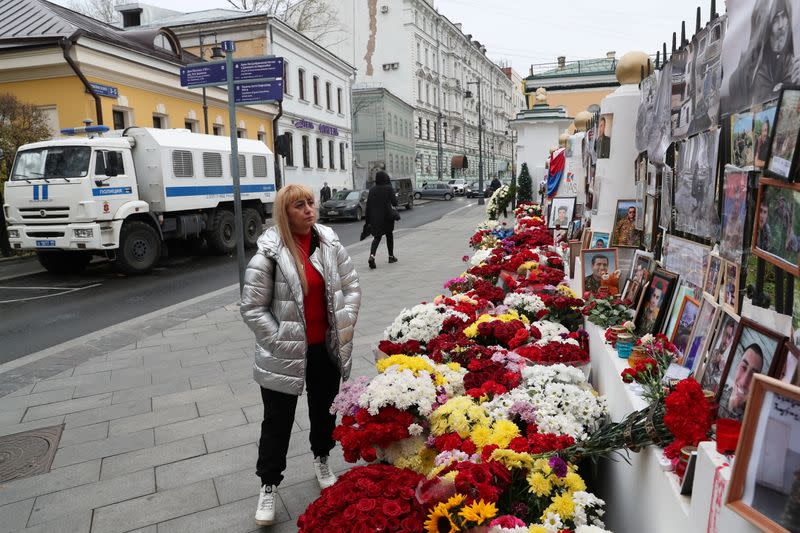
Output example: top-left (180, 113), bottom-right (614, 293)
top-left (319, 189), bottom-right (368, 221)
top-left (465, 180), bottom-right (492, 198)
top-left (448, 178), bottom-right (467, 195)
top-left (414, 182), bottom-right (454, 200)
top-left (391, 177), bottom-right (414, 209)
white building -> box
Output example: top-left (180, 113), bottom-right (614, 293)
top-left (323, 0), bottom-right (523, 185)
top-left (122, 7), bottom-right (355, 197)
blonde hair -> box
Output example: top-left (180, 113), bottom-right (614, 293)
top-left (273, 184), bottom-right (315, 294)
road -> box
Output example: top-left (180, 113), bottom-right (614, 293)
top-left (0, 197), bottom-right (471, 364)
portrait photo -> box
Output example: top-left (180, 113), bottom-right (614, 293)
top-left (547, 196), bottom-right (577, 229)
top-left (610, 199), bottom-right (642, 247)
top-left (753, 101), bottom-right (778, 169)
top-left (698, 311), bottom-right (739, 395)
top-left (590, 231), bottom-right (610, 249)
top-left (596, 113), bottom-right (613, 159)
top-left (731, 112), bottom-right (755, 168)
top-left (716, 318), bottom-right (785, 421)
top-left (671, 296), bottom-right (701, 360)
top-left (688, 17), bottom-right (725, 136)
top-left (720, 167), bottom-right (749, 263)
top-left (643, 194), bottom-right (657, 251)
top-left (581, 248), bottom-right (618, 296)
top-left (662, 234), bottom-right (711, 291)
top-left (722, 260), bottom-right (741, 314)
top-left (704, 253), bottom-right (724, 298)
top-left (622, 252), bottom-right (654, 312)
top-left (727, 376), bottom-right (800, 533)
top-left (720, 0), bottom-right (800, 116)
top-left (766, 87), bottom-right (800, 179)
top-left (664, 282), bottom-right (696, 341)
top-left (674, 131), bottom-right (721, 240)
top-left (636, 73), bottom-right (659, 152)
top-left (683, 297), bottom-right (720, 372)
top-left (779, 343), bottom-right (800, 386)
top-left (752, 178), bottom-right (800, 276)
top-left (635, 268), bottom-right (678, 336)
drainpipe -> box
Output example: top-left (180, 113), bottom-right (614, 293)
top-left (60, 36), bottom-right (103, 126)
top-left (267, 17), bottom-right (284, 190)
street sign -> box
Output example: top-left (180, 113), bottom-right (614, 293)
top-left (180, 61), bottom-right (227, 88)
top-left (233, 57), bottom-right (284, 83)
top-left (88, 82), bottom-right (118, 98)
top-left (221, 40), bottom-right (236, 52)
top-left (234, 81), bottom-right (283, 105)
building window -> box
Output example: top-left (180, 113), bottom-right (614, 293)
top-left (184, 120), bottom-right (197, 132)
top-left (325, 81), bottom-right (332, 110)
top-left (337, 88), bottom-right (342, 114)
top-left (316, 137), bottom-right (323, 168)
top-left (313, 75), bottom-right (319, 106)
top-left (328, 139), bottom-right (335, 169)
top-left (202, 152), bottom-right (223, 177)
top-left (302, 135), bottom-right (310, 167)
top-left (339, 143), bottom-right (345, 171)
top-left (426, 84), bottom-right (430, 104)
top-left (426, 119), bottom-right (430, 140)
top-left (298, 68), bottom-right (306, 100)
top-left (444, 128), bottom-right (448, 144)
top-left (418, 117), bottom-right (422, 139)
top-left (152, 115), bottom-right (165, 129)
top-left (417, 79), bottom-right (422, 101)
top-left (257, 131), bottom-right (266, 143)
top-left (416, 42), bottom-right (421, 62)
top-left (425, 47), bottom-right (429, 67)
top-left (285, 132), bottom-right (295, 166)
top-left (213, 124), bottom-right (224, 136)
top-left (113, 110), bottom-right (126, 130)
top-left (237, 129), bottom-right (247, 139)
top-left (387, 112), bottom-right (393, 135)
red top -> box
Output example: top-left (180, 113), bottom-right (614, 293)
top-left (294, 231), bottom-right (329, 345)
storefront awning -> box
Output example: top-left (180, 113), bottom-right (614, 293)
top-left (451, 155), bottom-right (468, 169)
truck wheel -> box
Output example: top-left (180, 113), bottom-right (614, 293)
top-left (36, 251), bottom-right (91, 275)
top-left (206, 209), bottom-right (236, 254)
top-left (116, 220), bottom-right (161, 275)
top-left (242, 208), bottom-right (262, 248)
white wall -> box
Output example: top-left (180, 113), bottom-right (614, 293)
top-left (513, 119), bottom-right (571, 188)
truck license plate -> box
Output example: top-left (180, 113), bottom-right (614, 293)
top-left (35, 240), bottom-right (56, 247)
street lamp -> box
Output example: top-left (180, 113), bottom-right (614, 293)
top-left (465, 80), bottom-right (483, 205)
top-left (506, 126), bottom-right (518, 209)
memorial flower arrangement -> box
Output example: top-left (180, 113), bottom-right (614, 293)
top-left (582, 295), bottom-right (634, 328)
top-left (384, 303), bottom-right (470, 343)
top-left (514, 201), bottom-right (543, 219)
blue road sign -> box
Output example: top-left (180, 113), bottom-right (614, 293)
top-left (234, 81), bottom-right (283, 104)
top-left (221, 40), bottom-right (236, 52)
top-left (233, 57), bottom-right (284, 83)
top-left (88, 82), bottom-right (118, 98)
top-left (180, 62), bottom-right (227, 88)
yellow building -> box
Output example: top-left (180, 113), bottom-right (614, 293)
top-left (0, 0), bottom-right (277, 145)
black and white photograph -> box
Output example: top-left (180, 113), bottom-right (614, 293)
top-left (674, 131), bottom-right (721, 240)
top-left (636, 72), bottom-right (660, 152)
top-left (671, 46), bottom-right (694, 141)
top-left (596, 113), bottom-right (613, 159)
top-left (659, 165), bottom-right (673, 231)
top-left (766, 87), bottom-right (800, 179)
top-left (720, 0), bottom-right (800, 116)
top-left (662, 233), bottom-right (711, 290)
top-left (688, 16), bottom-right (725, 136)
top-left (650, 62), bottom-right (674, 165)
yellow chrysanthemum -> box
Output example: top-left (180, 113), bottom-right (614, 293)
top-left (544, 493), bottom-right (575, 520)
top-left (430, 396), bottom-right (491, 438)
top-left (527, 471), bottom-right (552, 497)
top-left (376, 354), bottom-right (433, 376)
top-left (447, 362), bottom-right (463, 372)
top-left (489, 419), bottom-right (521, 448)
top-left (425, 503), bottom-right (460, 533)
top-left (489, 449), bottom-right (535, 471)
top-left (529, 526), bottom-right (549, 533)
top-left (469, 424), bottom-right (493, 448)
top-left (563, 472), bottom-right (586, 493)
top-left (556, 284), bottom-right (578, 298)
top-left (533, 458), bottom-right (552, 476)
top-left (458, 499), bottom-right (498, 524)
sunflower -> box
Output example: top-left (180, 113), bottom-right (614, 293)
top-left (424, 503), bottom-right (460, 533)
top-left (458, 499), bottom-right (498, 524)
top-left (444, 493), bottom-right (466, 509)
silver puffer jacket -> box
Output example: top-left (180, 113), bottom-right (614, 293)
top-left (240, 224), bottom-right (361, 395)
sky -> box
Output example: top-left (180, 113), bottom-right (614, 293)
top-left (57, 0), bottom-right (716, 71)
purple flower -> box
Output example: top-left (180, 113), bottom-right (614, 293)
top-left (508, 401), bottom-right (537, 424)
top-left (549, 456), bottom-right (568, 478)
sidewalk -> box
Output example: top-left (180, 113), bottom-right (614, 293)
top-left (0, 202), bottom-right (490, 533)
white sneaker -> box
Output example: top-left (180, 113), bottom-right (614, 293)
top-left (255, 484), bottom-right (276, 525)
top-left (314, 456), bottom-right (337, 489)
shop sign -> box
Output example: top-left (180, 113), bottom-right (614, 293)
top-left (294, 119), bottom-right (314, 129)
top-left (319, 124), bottom-right (339, 136)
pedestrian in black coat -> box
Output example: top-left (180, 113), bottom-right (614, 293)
top-left (365, 171), bottom-right (398, 269)
top-left (319, 182), bottom-right (331, 204)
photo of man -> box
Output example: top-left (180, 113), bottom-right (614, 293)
top-left (554, 206), bottom-right (569, 227)
top-left (611, 202), bottom-right (642, 246)
top-left (768, 89), bottom-right (800, 177)
top-left (596, 114), bottom-right (612, 159)
top-left (700, 317), bottom-right (737, 394)
top-left (547, 197), bottom-right (576, 230)
top-left (704, 255), bottom-right (722, 297)
top-left (636, 277), bottom-right (670, 335)
top-left (583, 253), bottom-right (610, 295)
top-left (753, 183), bottom-right (800, 274)
top-left (721, 169), bottom-right (748, 262)
top-left (623, 257), bottom-right (652, 306)
top-left (589, 232), bottom-right (609, 249)
top-left (718, 344), bottom-right (764, 420)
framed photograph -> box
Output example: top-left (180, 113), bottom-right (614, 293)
top-left (581, 248), bottom-right (618, 296)
top-left (753, 100), bottom-right (778, 170)
top-left (671, 295), bottom-right (701, 359)
top-left (703, 253), bottom-right (724, 299)
top-left (683, 296), bottom-right (720, 372)
top-left (716, 318), bottom-right (787, 421)
top-left (765, 86), bottom-right (800, 180)
top-left (662, 234), bottom-right (711, 291)
top-left (597, 113), bottom-right (613, 159)
top-left (727, 375), bottom-right (800, 532)
top-left (731, 112), bottom-right (755, 168)
top-left (622, 251), bottom-right (655, 313)
top-left (660, 165), bottom-right (673, 231)
top-left (567, 218), bottom-right (583, 241)
top-left (752, 178), bottom-right (800, 276)
top-left (610, 199), bottom-right (642, 247)
top-left (720, 166), bottom-right (749, 263)
top-left (582, 225), bottom-right (593, 250)
top-left (635, 267), bottom-right (679, 336)
top-left (548, 196), bottom-right (577, 229)
top-left (721, 260), bottom-right (741, 315)
top-left (589, 231), bottom-right (610, 249)
top-left (697, 311), bottom-right (739, 395)
top-left (568, 240), bottom-right (582, 279)
top-left (779, 343), bottom-right (800, 387)
top-left (664, 281), bottom-right (696, 340)
top-left (674, 130), bottom-right (720, 240)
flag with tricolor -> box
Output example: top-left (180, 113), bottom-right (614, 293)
top-left (547, 147), bottom-right (566, 198)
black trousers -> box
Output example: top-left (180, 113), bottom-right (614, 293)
top-left (370, 231), bottom-right (394, 256)
top-left (256, 344), bottom-right (341, 486)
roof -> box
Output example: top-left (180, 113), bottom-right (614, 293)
top-left (526, 57), bottom-right (618, 80)
top-left (152, 9), bottom-right (262, 28)
top-left (0, 0), bottom-right (190, 63)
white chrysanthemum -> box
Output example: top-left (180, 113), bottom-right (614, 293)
top-left (503, 292), bottom-right (546, 315)
top-left (469, 248), bottom-right (493, 266)
top-left (575, 526), bottom-right (612, 533)
top-left (383, 303), bottom-right (469, 343)
top-left (407, 423), bottom-right (423, 436)
top-left (531, 320), bottom-right (570, 342)
top-left (358, 368), bottom-right (438, 416)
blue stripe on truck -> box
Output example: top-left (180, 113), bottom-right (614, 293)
top-left (165, 184), bottom-right (276, 197)
top-left (92, 187), bottom-right (133, 196)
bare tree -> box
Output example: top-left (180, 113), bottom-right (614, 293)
top-left (226, 0), bottom-right (344, 44)
top-left (68, 0), bottom-right (121, 25)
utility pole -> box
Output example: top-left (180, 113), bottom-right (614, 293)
top-left (198, 31), bottom-right (212, 134)
top-left (466, 79), bottom-right (483, 204)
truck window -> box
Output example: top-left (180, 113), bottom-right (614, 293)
top-left (172, 150), bottom-right (194, 178)
top-left (94, 150), bottom-right (125, 176)
top-left (230, 154), bottom-right (246, 178)
top-left (252, 155), bottom-right (268, 178)
top-left (11, 146), bottom-right (91, 181)
top-left (202, 152), bottom-right (223, 178)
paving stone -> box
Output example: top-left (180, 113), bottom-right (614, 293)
top-left (4, 384), bottom-right (35, 397)
top-left (156, 493), bottom-right (289, 533)
top-left (22, 392), bottom-right (112, 422)
top-left (59, 421), bottom-right (108, 447)
top-left (278, 477), bottom-right (321, 520)
top-left (155, 408), bottom-right (246, 445)
top-left (156, 444), bottom-right (255, 490)
top-left (0, 388), bottom-right (75, 412)
top-left (162, 325), bottom-right (220, 338)
top-left (111, 380), bottom-right (190, 405)
top-left (64, 398), bottom-right (151, 428)
top-left (100, 436), bottom-right (207, 480)
top-left (241, 404), bottom-right (262, 424)
top-left (0, 416), bottom-right (65, 438)
top-left (52, 428), bottom-right (154, 468)
top-left (219, 357), bottom-right (253, 374)
top-left (195, 391), bottom-right (259, 417)
top-left (0, 460), bottom-right (101, 507)
top-left (90, 480), bottom-right (218, 533)
top-left (0, 409), bottom-right (23, 426)
top-left (31, 372), bottom-right (111, 393)
top-left (128, 527), bottom-right (157, 533)
top-left (11, 511), bottom-right (92, 533)
top-left (0, 498), bottom-right (34, 533)
top-left (108, 403), bottom-right (197, 436)
top-left (72, 373), bottom-right (152, 399)
top-left (203, 421), bottom-right (260, 453)
top-left (151, 384), bottom-right (233, 411)
top-left (73, 356), bottom-right (143, 376)
top-left (28, 469), bottom-right (154, 525)
top-left (150, 362), bottom-right (224, 385)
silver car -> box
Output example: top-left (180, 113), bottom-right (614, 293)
top-left (413, 182), bottom-right (454, 200)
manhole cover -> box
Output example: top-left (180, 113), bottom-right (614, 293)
top-left (0, 425), bottom-right (63, 483)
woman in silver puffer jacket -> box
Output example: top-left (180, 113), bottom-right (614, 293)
top-left (241, 184), bottom-right (361, 526)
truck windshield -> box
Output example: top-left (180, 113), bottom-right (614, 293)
top-left (10, 146), bottom-right (91, 181)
